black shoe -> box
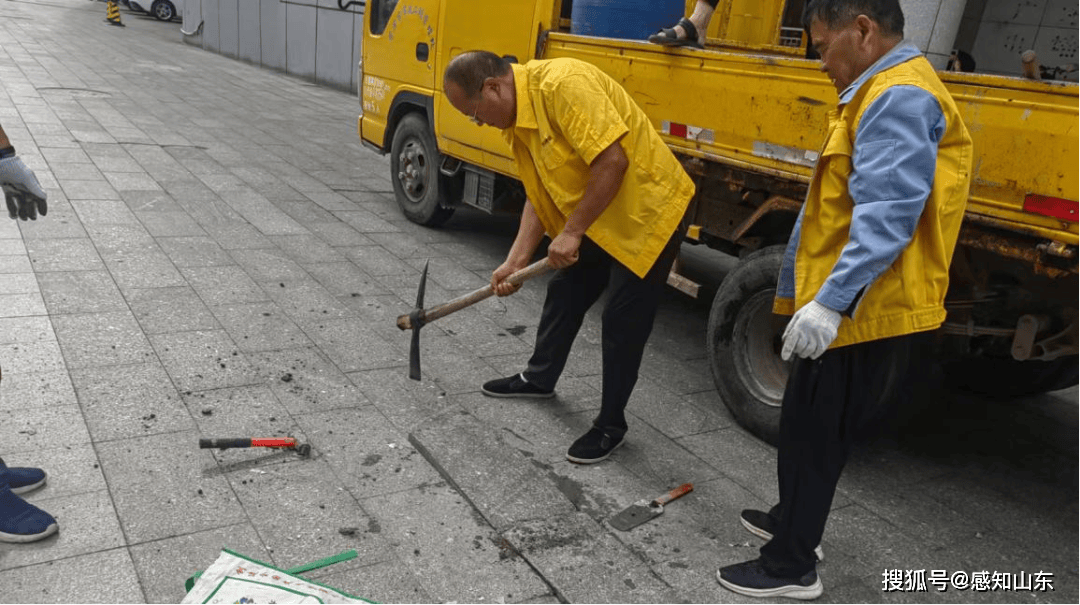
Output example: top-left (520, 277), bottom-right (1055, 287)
top-left (716, 558), bottom-right (823, 600)
top-left (481, 373), bottom-right (554, 399)
top-left (566, 428), bottom-right (623, 464)
top-left (740, 509), bottom-right (825, 561)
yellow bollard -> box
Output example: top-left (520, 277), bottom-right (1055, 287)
top-left (105, 0), bottom-right (125, 26)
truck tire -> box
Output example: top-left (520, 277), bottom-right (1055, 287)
top-left (706, 246), bottom-right (913, 444)
top-left (390, 113), bottom-right (458, 227)
top-left (706, 246), bottom-right (790, 445)
top-left (943, 355), bottom-right (1079, 397)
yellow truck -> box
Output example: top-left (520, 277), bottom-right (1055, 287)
top-left (352, 0), bottom-right (1078, 443)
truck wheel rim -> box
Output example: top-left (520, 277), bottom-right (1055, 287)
top-left (398, 139), bottom-right (428, 202)
top-left (733, 290), bottom-right (788, 408)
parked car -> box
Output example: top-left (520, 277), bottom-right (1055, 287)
top-left (128, 0), bottom-right (182, 21)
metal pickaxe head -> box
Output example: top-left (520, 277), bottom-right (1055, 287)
top-left (397, 257), bottom-right (552, 382)
top-left (407, 260), bottom-right (429, 381)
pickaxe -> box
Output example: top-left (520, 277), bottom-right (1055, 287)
top-left (397, 258), bottom-right (552, 380)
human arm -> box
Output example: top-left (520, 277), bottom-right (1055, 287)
top-left (548, 140), bottom-right (628, 268)
top-left (0, 123), bottom-right (48, 221)
top-left (491, 202), bottom-right (547, 297)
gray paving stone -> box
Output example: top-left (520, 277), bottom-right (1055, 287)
top-left (184, 384), bottom-right (301, 448)
top-left (503, 512), bottom-right (681, 603)
top-left (0, 340), bottom-right (65, 375)
top-left (48, 161), bottom-right (106, 180)
top-left (361, 482), bottom-right (550, 603)
top-left (246, 348), bottom-right (369, 414)
top-left (104, 171), bottom-right (162, 191)
top-left (200, 222), bottom-right (275, 250)
top-left (304, 318), bottom-right (406, 373)
top-left (0, 405), bottom-right (90, 455)
top-left (129, 522), bottom-right (270, 605)
top-left (38, 271), bottom-right (127, 314)
top-left (180, 265), bottom-right (269, 306)
top-left (0, 370), bottom-right (78, 411)
top-left (228, 459), bottom-right (393, 570)
top-left (345, 368), bottom-right (458, 433)
top-left (14, 207), bottom-right (89, 239)
top-left (0, 292), bottom-right (47, 318)
top-left (261, 278), bottom-right (354, 324)
top-left (268, 234), bottom-right (347, 263)
top-left (457, 391), bottom-right (591, 465)
top-left (626, 378), bottom-right (731, 439)
top-left (0, 239), bottom-right (26, 255)
top-left (59, 178), bottom-right (120, 200)
top-left (0, 489), bottom-right (125, 571)
top-left (0, 253), bottom-right (31, 273)
top-left (410, 410), bottom-right (576, 531)
top-left (97, 432), bottom-right (249, 544)
top-left (71, 362), bottom-right (195, 442)
top-left (24, 237), bottom-right (105, 272)
top-left (135, 210), bottom-right (207, 237)
top-left (274, 202), bottom-right (339, 225)
top-left (52, 311), bottom-right (156, 369)
top-left (0, 443), bottom-right (107, 501)
top-left (297, 406), bottom-right (442, 498)
top-left (305, 559), bottom-right (435, 604)
top-left (343, 244), bottom-right (416, 277)
top-left (210, 301), bottom-right (315, 353)
top-left (84, 223), bottom-right (158, 258)
top-left (106, 253), bottom-right (187, 290)
top-left (149, 330), bottom-right (261, 393)
top-left (301, 262), bottom-right (390, 298)
top-left (0, 548), bottom-right (143, 604)
top-left (70, 198), bottom-right (141, 225)
top-left (0, 316), bottom-right (53, 344)
top-left (229, 247), bottom-right (309, 282)
top-left (127, 286), bottom-right (221, 334)
top-left (157, 236), bottom-right (234, 267)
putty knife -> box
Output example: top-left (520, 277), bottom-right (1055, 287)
top-left (609, 483), bottom-right (694, 531)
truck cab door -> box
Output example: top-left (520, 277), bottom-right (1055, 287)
top-left (361, 0), bottom-right (442, 149)
top-left (434, 1), bottom-right (544, 177)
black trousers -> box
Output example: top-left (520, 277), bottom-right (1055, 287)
top-left (760, 333), bottom-right (920, 577)
top-left (522, 225), bottom-right (684, 440)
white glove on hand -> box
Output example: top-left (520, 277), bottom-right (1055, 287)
top-left (0, 156), bottom-right (48, 220)
top-left (781, 300), bottom-right (842, 361)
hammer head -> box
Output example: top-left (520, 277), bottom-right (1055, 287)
top-left (408, 261), bottom-right (429, 381)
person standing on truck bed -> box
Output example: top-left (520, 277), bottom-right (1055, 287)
top-left (716, 0), bottom-right (973, 600)
top-left (442, 51), bottom-right (695, 464)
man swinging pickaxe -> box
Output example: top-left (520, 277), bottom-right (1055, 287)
top-left (397, 258), bottom-right (552, 380)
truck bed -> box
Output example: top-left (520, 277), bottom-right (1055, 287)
top-left (540, 31), bottom-right (1079, 248)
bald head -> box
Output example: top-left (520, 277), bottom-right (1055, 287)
top-left (444, 51), bottom-right (512, 100)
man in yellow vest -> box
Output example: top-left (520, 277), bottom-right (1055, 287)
top-left (443, 51), bottom-right (694, 464)
top-left (717, 0), bottom-right (973, 599)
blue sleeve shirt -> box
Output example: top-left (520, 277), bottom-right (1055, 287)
top-left (815, 84), bottom-right (945, 314)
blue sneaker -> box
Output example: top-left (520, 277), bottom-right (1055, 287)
top-left (0, 459), bottom-right (58, 543)
top-left (2, 465), bottom-right (47, 495)
top-left (717, 558), bottom-right (823, 600)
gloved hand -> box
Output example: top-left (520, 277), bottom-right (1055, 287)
top-left (781, 300), bottom-right (842, 361)
top-left (0, 155), bottom-right (48, 221)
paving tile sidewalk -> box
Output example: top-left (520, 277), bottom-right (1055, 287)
top-left (0, 2), bottom-right (1077, 604)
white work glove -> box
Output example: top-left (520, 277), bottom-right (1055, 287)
top-left (0, 155), bottom-right (48, 221)
top-left (781, 300), bottom-right (842, 361)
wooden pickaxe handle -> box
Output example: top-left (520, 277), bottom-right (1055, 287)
top-left (397, 258), bottom-right (552, 330)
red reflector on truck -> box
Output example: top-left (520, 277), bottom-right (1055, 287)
top-left (1024, 194), bottom-right (1079, 223)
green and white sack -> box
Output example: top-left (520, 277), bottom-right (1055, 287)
top-left (182, 548), bottom-right (374, 604)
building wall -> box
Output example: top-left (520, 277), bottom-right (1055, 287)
top-left (966, 0), bottom-right (1078, 76)
top-left (182, 0), bottom-right (365, 92)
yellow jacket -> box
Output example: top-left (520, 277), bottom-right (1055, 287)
top-left (774, 46), bottom-right (973, 347)
top-left (504, 59), bottom-right (694, 278)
